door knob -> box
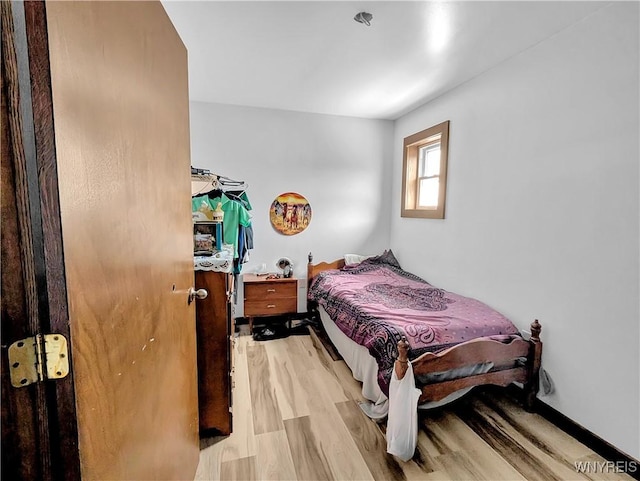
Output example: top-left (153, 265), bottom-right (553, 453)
top-left (188, 287), bottom-right (208, 305)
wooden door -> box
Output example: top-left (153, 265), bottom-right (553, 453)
top-left (1, 1), bottom-right (199, 480)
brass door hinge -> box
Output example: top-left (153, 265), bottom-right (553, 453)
top-left (8, 334), bottom-right (69, 387)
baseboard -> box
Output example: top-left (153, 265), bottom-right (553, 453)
top-left (502, 385), bottom-right (639, 477)
top-left (535, 398), bottom-right (639, 469)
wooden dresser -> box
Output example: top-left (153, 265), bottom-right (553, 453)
top-left (194, 270), bottom-right (234, 435)
top-left (243, 274), bottom-right (298, 333)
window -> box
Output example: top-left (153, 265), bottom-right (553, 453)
top-left (401, 120), bottom-right (450, 219)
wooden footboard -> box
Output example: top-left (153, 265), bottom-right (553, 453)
top-left (411, 320), bottom-right (542, 410)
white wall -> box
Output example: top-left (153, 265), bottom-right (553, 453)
top-left (391, 4), bottom-right (639, 458)
top-left (190, 102), bottom-right (393, 315)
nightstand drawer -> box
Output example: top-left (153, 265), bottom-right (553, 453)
top-left (244, 297), bottom-right (297, 317)
top-left (244, 281), bottom-right (296, 300)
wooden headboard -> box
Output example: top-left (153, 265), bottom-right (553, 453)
top-left (307, 252), bottom-right (345, 286)
top-left (306, 252), bottom-right (344, 315)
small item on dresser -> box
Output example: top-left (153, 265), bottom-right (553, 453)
top-left (222, 243), bottom-right (234, 257)
top-left (194, 198), bottom-right (214, 221)
top-left (212, 202), bottom-right (224, 223)
top-left (194, 233), bottom-right (214, 255)
top-left (276, 257), bottom-right (294, 278)
top-left (214, 223), bottom-right (222, 251)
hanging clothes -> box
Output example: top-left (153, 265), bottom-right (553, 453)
top-left (192, 195), bottom-right (216, 220)
top-left (192, 171), bottom-right (253, 278)
top-left (225, 190), bottom-right (252, 211)
top-left (228, 191), bottom-right (253, 263)
top-left (222, 190), bottom-right (254, 266)
top-left (192, 193), bottom-right (251, 260)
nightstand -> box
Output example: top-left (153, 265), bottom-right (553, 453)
top-left (243, 274), bottom-right (298, 334)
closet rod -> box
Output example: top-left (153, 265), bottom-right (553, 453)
top-left (191, 173), bottom-right (219, 183)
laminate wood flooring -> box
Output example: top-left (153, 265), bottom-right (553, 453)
top-left (195, 331), bottom-right (634, 481)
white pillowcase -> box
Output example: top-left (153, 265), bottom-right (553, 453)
top-left (344, 254), bottom-right (372, 266)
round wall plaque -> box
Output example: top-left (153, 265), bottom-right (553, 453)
top-left (269, 192), bottom-right (312, 235)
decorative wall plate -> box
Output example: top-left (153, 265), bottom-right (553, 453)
top-left (270, 192), bottom-right (312, 235)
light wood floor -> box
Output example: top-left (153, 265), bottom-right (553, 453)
top-left (195, 330), bottom-right (633, 481)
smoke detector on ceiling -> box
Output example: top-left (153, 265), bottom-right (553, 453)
top-left (354, 12), bottom-right (373, 26)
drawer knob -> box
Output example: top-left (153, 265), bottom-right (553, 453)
top-left (267, 304), bottom-right (276, 308)
top-left (267, 288), bottom-right (276, 293)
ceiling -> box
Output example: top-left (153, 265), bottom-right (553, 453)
top-left (162, 1), bottom-right (608, 120)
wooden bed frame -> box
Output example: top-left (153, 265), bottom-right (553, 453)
top-left (307, 253), bottom-right (542, 411)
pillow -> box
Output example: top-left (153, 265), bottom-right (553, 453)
top-left (364, 249), bottom-right (403, 269)
top-left (344, 254), bottom-right (372, 266)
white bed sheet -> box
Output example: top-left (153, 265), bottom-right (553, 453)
top-left (318, 306), bottom-right (479, 418)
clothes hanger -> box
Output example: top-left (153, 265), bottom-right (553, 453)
top-left (191, 172), bottom-right (219, 196)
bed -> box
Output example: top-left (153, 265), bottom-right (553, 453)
top-left (306, 251), bottom-right (543, 421)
